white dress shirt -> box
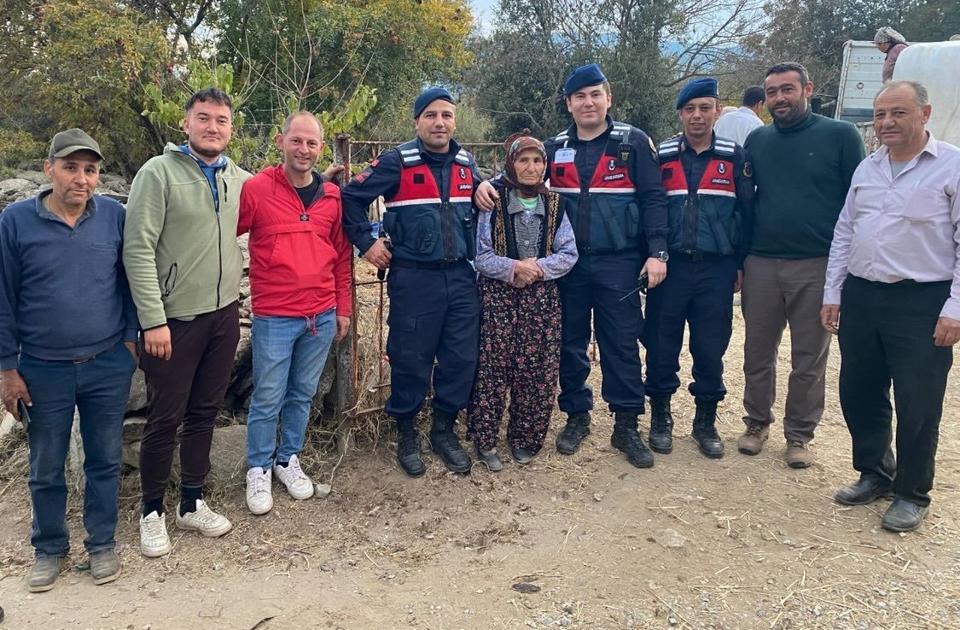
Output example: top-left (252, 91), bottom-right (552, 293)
top-left (714, 106), bottom-right (764, 146)
top-left (824, 132), bottom-right (960, 319)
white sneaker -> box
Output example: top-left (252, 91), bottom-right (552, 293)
top-left (273, 455), bottom-right (314, 500)
top-left (140, 511), bottom-right (171, 558)
top-left (246, 467), bottom-right (274, 515)
top-left (175, 499), bottom-right (232, 537)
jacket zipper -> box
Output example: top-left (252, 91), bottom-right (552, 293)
top-left (215, 179), bottom-right (225, 309)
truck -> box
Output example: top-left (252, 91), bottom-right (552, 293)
top-left (836, 39), bottom-right (960, 150)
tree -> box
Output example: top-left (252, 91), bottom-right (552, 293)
top-left (464, 0), bottom-right (762, 142)
top-left (0, 0), bottom-right (170, 177)
top-left (215, 0), bottom-right (474, 134)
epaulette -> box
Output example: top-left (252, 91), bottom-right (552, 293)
top-left (396, 140), bottom-right (423, 166)
top-left (454, 147), bottom-right (473, 166)
top-left (713, 138), bottom-right (736, 157)
top-left (658, 136), bottom-right (682, 160)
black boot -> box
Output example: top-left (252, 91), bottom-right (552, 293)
top-left (429, 408), bottom-right (471, 473)
top-left (648, 395), bottom-right (674, 454)
top-left (692, 400), bottom-right (724, 459)
top-left (395, 417), bottom-right (425, 477)
top-left (555, 412), bottom-right (591, 455)
top-left (610, 412), bottom-right (654, 468)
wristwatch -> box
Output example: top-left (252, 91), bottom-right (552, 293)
top-left (653, 250), bottom-right (669, 263)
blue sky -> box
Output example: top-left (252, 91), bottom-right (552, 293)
top-left (470, 0), bottom-right (498, 33)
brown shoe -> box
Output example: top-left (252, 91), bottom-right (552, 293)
top-left (785, 441), bottom-right (814, 468)
top-left (737, 422), bottom-right (769, 455)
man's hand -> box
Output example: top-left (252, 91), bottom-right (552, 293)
top-left (362, 238), bottom-right (392, 270)
top-left (322, 163), bottom-right (346, 183)
top-left (335, 316), bottom-right (351, 342)
top-left (933, 316), bottom-right (960, 346)
top-left (474, 181), bottom-right (500, 211)
top-left (642, 258), bottom-right (667, 289)
top-left (820, 304), bottom-right (840, 334)
top-left (734, 270), bottom-right (744, 294)
top-left (144, 326), bottom-right (172, 360)
top-left (1, 369), bottom-right (31, 422)
top-left (513, 259), bottom-right (543, 287)
top-left (124, 341), bottom-right (139, 360)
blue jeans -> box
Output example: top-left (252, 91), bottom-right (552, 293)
top-left (246, 310), bottom-right (337, 469)
top-left (19, 341), bottom-right (136, 557)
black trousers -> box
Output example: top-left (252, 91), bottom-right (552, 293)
top-left (139, 302), bottom-right (241, 502)
top-left (838, 275), bottom-right (952, 506)
top-left (384, 262), bottom-right (479, 419)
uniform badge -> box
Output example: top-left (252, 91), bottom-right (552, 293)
top-left (717, 162), bottom-right (726, 175)
top-left (743, 162), bottom-right (753, 178)
top-left (618, 143), bottom-right (632, 163)
top-left (459, 167), bottom-right (466, 180)
top-left (608, 158), bottom-right (616, 172)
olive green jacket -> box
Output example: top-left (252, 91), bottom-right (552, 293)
top-left (123, 143), bottom-right (251, 329)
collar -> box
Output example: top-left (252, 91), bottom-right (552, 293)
top-left (506, 191), bottom-right (545, 216)
top-left (677, 133), bottom-right (718, 155)
top-left (567, 115), bottom-right (615, 142)
top-left (179, 143), bottom-right (228, 170)
top-left (413, 136), bottom-right (462, 160)
top-left (870, 131), bottom-right (939, 164)
top-left (773, 109), bottom-right (814, 133)
top-left (738, 106), bottom-right (761, 118)
top-left (35, 189), bottom-right (95, 222)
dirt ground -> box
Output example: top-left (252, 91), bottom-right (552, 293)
top-left (1, 311), bottom-right (959, 630)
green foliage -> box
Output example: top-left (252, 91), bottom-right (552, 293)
top-left (0, 0), bottom-right (170, 177)
top-left (0, 129), bottom-right (44, 169)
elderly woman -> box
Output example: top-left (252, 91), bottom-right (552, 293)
top-left (875, 27), bottom-right (909, 82)
top-left (467, 132), bottom-right (578, 471)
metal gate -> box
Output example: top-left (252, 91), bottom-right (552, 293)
top-left (331, 135), bottom-right (506, 420)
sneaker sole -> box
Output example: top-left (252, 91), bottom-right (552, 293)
top-left (176, 520), bottom-right (232, 537)
top-left (247, 500), bottom-right (274, 516)
top-left (140, 542), bottom-right (171, 558)
top-left (92, 566), bottom-right (121, 585)
top-left (787, 460), bottom-right (813, 469)
top-left (283, 487), bottom-right (314, 501)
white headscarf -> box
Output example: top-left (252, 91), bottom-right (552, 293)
top-left (874, 27), bottom-right (907, 46)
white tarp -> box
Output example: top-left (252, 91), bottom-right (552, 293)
top-left (892, 41), bottom-right (960, 146)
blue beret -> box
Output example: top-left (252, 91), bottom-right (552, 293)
top-left (413, 87), bottom-right (455, 119)
top-left (563, 63), bottom-right (607, 97)
top-left (676, 77), bottom-right (719, 109)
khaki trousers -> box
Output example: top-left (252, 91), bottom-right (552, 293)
top-left (740, 255), bottom-right (831, 443)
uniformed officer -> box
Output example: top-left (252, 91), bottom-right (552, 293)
top-left (643, 78), bottom-right (753, 459)
top-left (342, 87), bottom-right (481, 477)
top-left (477, 63), bottom-right (669, 468)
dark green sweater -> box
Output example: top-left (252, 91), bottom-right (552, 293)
top-left (743, 111), bottom-right (865, 259)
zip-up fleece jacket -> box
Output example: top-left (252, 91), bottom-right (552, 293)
top-left (238, 165), bottom-right (353, 318)
top-left (123, 143), bottom-right (251, 329)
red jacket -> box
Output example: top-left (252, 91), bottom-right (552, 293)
top-left (238, 165), bottom-right (352, 318)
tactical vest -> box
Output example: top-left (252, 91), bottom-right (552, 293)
top-left (489, 186), bottom-right (563, 260)
top-left (548, 122), bottom-right (641, 255)
top-left (382, 140), bottom-right (476, 262)
top-left (658, 136), bottom-right (740, 256)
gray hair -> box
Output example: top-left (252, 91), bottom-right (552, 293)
top-left (280, 111), bottom-right (324, 136)
top-left (876, 80), bottom-right (929, 107)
